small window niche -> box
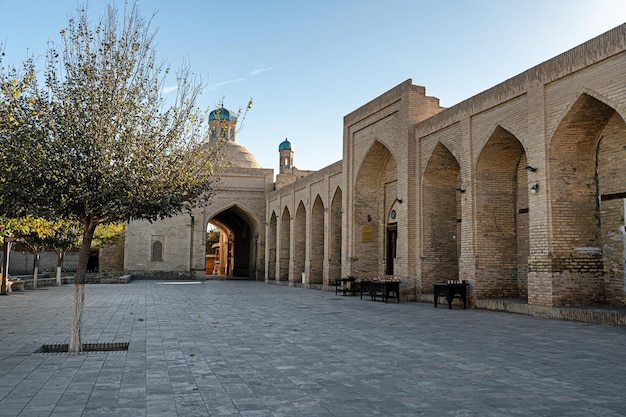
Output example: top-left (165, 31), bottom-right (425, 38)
top-left (151, 235), bottom-right (164, 261)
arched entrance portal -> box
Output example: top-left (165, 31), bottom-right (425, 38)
top-left (207, 205), bottom-right (260, 279)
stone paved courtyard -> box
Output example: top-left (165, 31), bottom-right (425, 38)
top-left (1, 280), bottom-right (625, 416)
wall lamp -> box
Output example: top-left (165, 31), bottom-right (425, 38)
top-left (367, 215), bottom-right (372, 223)
top-left (531, 183), bottom-right (539, 193)
top-left (395, 197), bottom-right (403, 204)
top-left (455, 187), bottom-right (466, 193)
top-left (525, 165), bottom-right (537, 172)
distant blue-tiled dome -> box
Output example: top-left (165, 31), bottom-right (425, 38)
top-left (279, 138), bottom-right (292, 151)
top-left (209, 107), bottom-right (238, 122)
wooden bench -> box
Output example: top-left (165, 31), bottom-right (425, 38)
top-left (359, 276), bottom-right (400, 303)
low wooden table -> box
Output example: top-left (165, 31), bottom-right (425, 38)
top-left (433, 282), bottom-right (468, 309)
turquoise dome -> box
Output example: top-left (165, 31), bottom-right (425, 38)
top-left (209, 107), bottom-right (238, 122)
top-left (279, 138), bottom-right (292, 151)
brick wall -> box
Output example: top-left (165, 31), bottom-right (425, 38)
top-left (120, 24), bottom-right (626, 309)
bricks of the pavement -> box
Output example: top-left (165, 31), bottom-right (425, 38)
top-left (1, 281), bottom-right (626, 416)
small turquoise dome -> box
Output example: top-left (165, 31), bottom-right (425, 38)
top-left (279, 138), bottom-right (292, 151)
top-left (209, 107), bottom-right (238, 122)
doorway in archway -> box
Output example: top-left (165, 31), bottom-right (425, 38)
top-left (385, 224), bottom-right (397, 276)
top-left (207, 206), bottom-right (259, 279)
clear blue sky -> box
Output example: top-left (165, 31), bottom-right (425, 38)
top-left (1, 1), bottom-right (625, 173)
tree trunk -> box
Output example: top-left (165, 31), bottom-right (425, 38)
top-left (1, 240), bottom-right (9, 296)
top-left (68, 218), bottom-right (98, 353)
top-left (56, 251), bottom-right (64, 286)
top-left (32, 251), bottom-right (39, 289)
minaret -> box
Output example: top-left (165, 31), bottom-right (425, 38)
top-left (278, 138), bottom-right (293, 174)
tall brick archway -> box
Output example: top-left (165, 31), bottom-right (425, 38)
top-left (353, 141), bottom-right (396, 277)
top-left (422, 142), bottom-right (460, 289)
top-left (208, 205), bottom-right (259, 278)
top-left (475, 126), bottom-right (528, 299)
top-left (294, 202), bottom-right (306, 284)
top-left (310, 195), bottom-right (324, 285)
top-left (279, 207), bottom-right (291, 282)
top-left (329, 187), bottom-right (342, 283)
top-left (548, 93), bottom-right (626, 305)
top-left (267, 211), bottom-right (277, 281)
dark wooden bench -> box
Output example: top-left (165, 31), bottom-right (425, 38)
top-left (373, 280), bottom-right (400, 303)
top-left (360, 278), bottom-right (400, 303)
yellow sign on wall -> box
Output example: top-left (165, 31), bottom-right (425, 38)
top-left (361, 225), bottom-right (373, 242)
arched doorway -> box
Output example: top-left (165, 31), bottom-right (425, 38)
top-left (385, 205), bottom-right (398, 276)
top-left (207, 205), bottom-right (260, 279)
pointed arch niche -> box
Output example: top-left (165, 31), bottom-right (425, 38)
top-left (328, 187), bottom-right (343, 282)
top-left (267, 211), bottom-right (278, 281)
top-left (279, 207), bottom-right (291, 282)
top-left (422, 143), bottom-right (461, 289)
top-left (548, 93), bottom-right (626, 306)
top-left (353, 140), bottom-right (397, 277)
top-left (293, 202), bottom-right (306, 284)
top-left (475, 126), bottom-right (529, 299)
top-left (309, 195), bottom-right (325, 285)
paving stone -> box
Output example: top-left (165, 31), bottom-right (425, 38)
top-left (1, 280), bottom-right (626, 416)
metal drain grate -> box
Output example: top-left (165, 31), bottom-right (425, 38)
top-left (36, 341), bottom-right (129, 353)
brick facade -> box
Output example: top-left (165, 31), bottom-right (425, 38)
top-left (119, 24), bottom-right (626, 311)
